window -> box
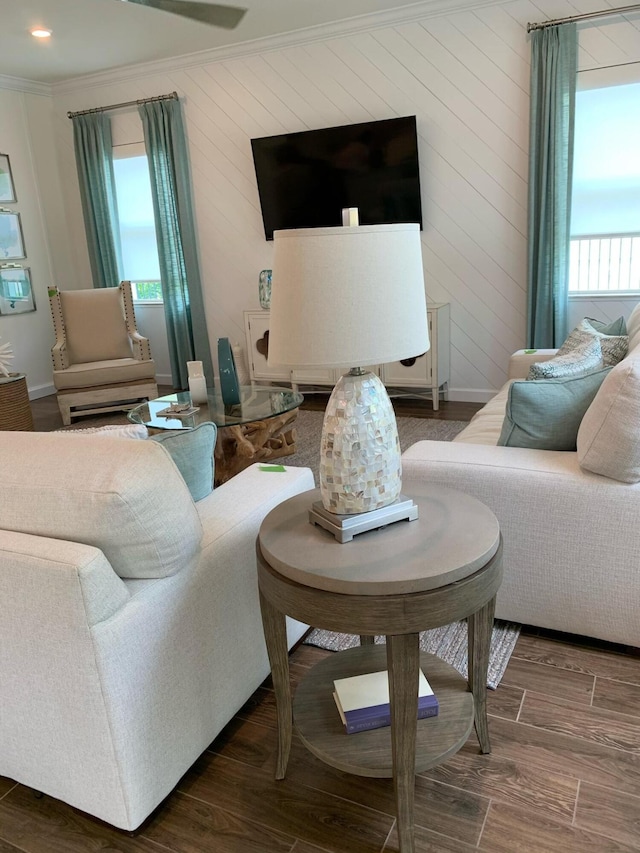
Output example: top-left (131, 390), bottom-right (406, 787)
top-left (112, 145), bottom-right (162, 302)
top-left (569, 67), bottom-right (640, 294)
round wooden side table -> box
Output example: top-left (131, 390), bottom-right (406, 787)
top-left (0, 373), bottom-right (34, 431)
top-left (257, 482), bottom-right (503, 853)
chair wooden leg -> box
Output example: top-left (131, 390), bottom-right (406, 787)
top-left (57, 398), bottom-right (72, 426)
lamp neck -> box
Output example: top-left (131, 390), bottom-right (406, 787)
top-left (348, 367), bottom-right (367, 376)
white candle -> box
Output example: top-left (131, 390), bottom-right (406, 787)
top-left (188, 374), bottom-right (208, 405)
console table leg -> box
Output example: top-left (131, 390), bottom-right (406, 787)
top-left (387, 633), bottom-right (419, 853)
top-left (258, 587), bottom-right (292, 779)
top-left (468, 595), bottom-right (496, 754)
top-left (359, 635), bottom-right (375, 646)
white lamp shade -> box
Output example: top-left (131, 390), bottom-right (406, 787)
top-left (268, 222), bottom-right (429, 368)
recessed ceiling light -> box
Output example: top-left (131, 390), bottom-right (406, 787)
top-left (30, 28), bottom-right (52, 39)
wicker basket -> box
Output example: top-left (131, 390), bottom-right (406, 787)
top-left (0, 374), bottom-right (34, 431)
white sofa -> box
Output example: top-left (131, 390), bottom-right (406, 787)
top-left (402, 303), bottom-right (640, 649)
top-left (0, 431), bottom-right (314, 831)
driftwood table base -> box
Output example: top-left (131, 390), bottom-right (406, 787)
top-left (214, 408), bottom-right (299, 485)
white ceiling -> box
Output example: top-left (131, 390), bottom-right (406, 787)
top-left (0, 0), bottom-right (440, 85)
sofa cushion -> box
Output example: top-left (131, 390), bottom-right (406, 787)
top-left (498, 367), bottom-right (611, 451)
top-left (527, 335), bottom-right (603, 380)
top-left (627, 304), bottom-right (640, 353)
top-left (0, 432), bottom-right (203, 580)
top-left (59, 288), bottom-right (133, 365)
top-left (556, 318), bottom-right (628, 367)
top-left (52, 358), bottom-right (156, 390)
top-left (577, 352), bottom-right (640, 483)
top-left (150, 422), bottom-right (217, 501)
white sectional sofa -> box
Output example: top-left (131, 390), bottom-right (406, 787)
top-left (0, 432), bottom-right (314, 830)
top-left (402, 303), bottom-right (640, 649)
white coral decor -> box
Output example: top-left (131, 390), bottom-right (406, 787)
top-left (0, 338), bottom-right (14, 378)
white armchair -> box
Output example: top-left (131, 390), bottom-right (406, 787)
top-left (48, 280), bottom-right (158, 425)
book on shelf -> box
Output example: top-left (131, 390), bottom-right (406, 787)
top-left (333, 668), bottom-right (439, 734)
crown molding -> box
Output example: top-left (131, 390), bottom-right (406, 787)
top-left (0, 74), bottom-right (52, 97)
top-left (52, 0), bottom-right (505, 95)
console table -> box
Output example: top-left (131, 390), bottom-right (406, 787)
top-left (245, 302), bottom-right (450, 410)
top-left (257, 483), bottom-right (503, 853)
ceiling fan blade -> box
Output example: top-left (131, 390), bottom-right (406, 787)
top-left (122, 0), bottom-right (247, 29)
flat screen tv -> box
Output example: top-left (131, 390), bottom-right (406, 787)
top-left (251, 116), bottom-right (423, 240)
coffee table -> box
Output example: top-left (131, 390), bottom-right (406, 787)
top-left (257, 482), bottom-right (503, 853)
top-left (129, 386), bottom-right (303, 485)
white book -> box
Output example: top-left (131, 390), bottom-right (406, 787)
top-left (333, 668), bottom-right (438, 734)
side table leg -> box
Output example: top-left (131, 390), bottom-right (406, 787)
top-left (258, 588), bottom-right (292, 779)
top-left (359, 635), bottom-right (375, 646)
top-left (387, 633), bottom-right (419, 853)
top-left (468, 595), bottom-right (496, 754)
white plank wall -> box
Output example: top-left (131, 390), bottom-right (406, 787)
top-left (46, 0), bottom-right (640, 401)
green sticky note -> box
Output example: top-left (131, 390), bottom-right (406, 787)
top-left (259, 464), bottom-right (286, 472)
top-left (524, 349), bottom-right (537, 354)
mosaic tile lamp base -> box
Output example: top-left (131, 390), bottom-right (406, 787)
top-left (310, 368), bottom-right (418, 542)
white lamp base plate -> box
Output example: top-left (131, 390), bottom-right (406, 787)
top-left (308, 495), bottom-right (418, 544)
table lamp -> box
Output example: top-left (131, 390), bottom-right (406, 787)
top-left (268, 208), bottom-right (429, 542)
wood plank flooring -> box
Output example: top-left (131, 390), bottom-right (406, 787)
top-left (2, 629), bottom-right (640, 852)
top-left (3, 393), bottom-right (639, 851)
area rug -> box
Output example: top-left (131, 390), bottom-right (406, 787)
top-left (304, 622), bottom-right (520, 690)
top-left (286, 409), bottom-right (469, 484)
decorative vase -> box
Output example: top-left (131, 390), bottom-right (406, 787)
top-left (218, 338), bottom-right (241, 406)
top-left (187, 361), bottom-right (208, 405)
top-left (259, 269), bottom-right (272, 309)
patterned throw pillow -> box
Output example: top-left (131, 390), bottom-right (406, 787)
top-left (527, 335), bottom-right (603, 380)
top-left (557, 318), bottom-right (628, 367)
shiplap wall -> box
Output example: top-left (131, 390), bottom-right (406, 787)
top-left (48, 0), bottom-right (640, 400)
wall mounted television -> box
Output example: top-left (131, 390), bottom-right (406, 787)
top-left (251, 116), bottom-right (423, 240)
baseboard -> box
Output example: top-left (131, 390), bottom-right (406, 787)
top-left (28, 383), bottom-right (55, 400)
top-left (447, 388), bottom-right (497, 404)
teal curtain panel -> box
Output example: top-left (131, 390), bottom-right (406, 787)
top-left (72, 113), bottom-right (122, 289)
top-left (527, 23), bottom-right (577, 348)
top-left (139, 98), bottom-right (214, 389)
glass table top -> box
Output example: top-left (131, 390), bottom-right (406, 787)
top-left (128, 386), bottom-right (304, 431)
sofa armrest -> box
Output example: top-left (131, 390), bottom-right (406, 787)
top-left (401, 441), bottom-right (640, 645)
top-left (0, 529), bottom-right (130, 628)
top-left (508, 348), bottom-right (558, 380)
top-left (196, 462), bottom-right (315, 547)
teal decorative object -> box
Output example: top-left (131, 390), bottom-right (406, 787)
top-left (218, 337), bottom-right (240, 405)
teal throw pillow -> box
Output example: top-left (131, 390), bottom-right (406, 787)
top-left (498, 368), bottom-right (611, 451)
top-left (150, 422), bottom-right (217, 501)
top-left (588, 316), bottom-right (627, 337)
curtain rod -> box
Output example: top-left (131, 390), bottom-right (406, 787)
top-left (527, 2), bottom-right (640, 32)
top-left (67, 90), bottom-right (178, 119)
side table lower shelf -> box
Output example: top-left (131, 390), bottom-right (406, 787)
top-left (293, 645), bottom-right (474, 778)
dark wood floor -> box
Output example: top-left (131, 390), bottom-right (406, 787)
top-left (4, 393), bottom-right (639, 851)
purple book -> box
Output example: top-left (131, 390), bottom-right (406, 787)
top-left (333, 668), bottom-right (439, 735)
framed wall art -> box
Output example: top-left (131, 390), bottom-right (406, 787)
top-left (0, 155), bottom-right (16, 204)
top-left (0, 210), bottom-right (25, 260)
top-left (0, 267), bottom-right (35, 314)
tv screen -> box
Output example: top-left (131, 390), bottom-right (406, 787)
top-left (251, 116), bottom-right (423, 240)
